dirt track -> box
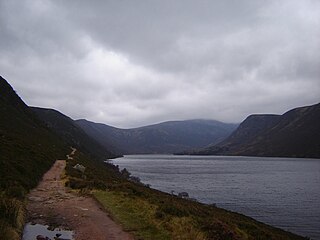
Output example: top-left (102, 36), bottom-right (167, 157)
top-left (26, 150), bottom-right (133, 240)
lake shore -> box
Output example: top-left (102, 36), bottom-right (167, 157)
top-left (113, 154), bottom-right (320, 239)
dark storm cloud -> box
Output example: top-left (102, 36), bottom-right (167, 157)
top-left (0, 0), bottom-right (319, 128)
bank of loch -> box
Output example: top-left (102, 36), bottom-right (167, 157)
top-left (65, 151), bottom-right (306, 240)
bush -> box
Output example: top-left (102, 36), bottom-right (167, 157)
top-left (0, 197), bottom-right (25, 229)
top-left (6, 185), bottom-right (26, 199)
top-left (0, 220), bottom-right (20, 240)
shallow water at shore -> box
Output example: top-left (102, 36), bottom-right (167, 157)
top-left (22, 223), bottom-right (74, 240)
top-left (112, 155), bottom-right (320, 240)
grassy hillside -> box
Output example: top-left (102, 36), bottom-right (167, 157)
top-left (0, 76), bottom-right (69, 239)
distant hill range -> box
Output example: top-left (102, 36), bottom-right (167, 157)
top-left (75, 119), bottom-right (238, 154)
top-left (185, 103), bottom-right (320, 158)
top-left (2, 75), bottom-right (318, 159)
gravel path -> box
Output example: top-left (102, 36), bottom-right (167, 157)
top-left (25, 150), bottom-right (133, 240)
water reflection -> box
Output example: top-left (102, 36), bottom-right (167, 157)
top-left (22, 223), bottom-right (74, 240)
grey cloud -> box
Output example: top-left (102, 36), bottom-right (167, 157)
top-left (58, 0), bottom-right (264, 72)
top-left (0, 0), bottom-right (319, 128)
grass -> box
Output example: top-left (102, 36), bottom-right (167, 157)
top-left (94, 190), bottom-right (208, 239)
top-left (95, 191), bottom-right (171, 239)
top-left (65, 151), bottom-right (307, 240)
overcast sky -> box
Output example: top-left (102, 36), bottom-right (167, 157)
top-left (1, 0), bottom-right (319, 128)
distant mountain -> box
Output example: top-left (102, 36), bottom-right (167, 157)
top-left (31, 107), bottom-right (118, 160)
top-left (76, 119), bottom-right (238, 154)
top-left (190, 103), bottom-right (320, 158)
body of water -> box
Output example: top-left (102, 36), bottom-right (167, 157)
top-left (112, 155), bottom-right (320, 239)
top-left (22, 223), bottom-right (74, 240)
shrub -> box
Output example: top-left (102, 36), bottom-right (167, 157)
top-left (6, 185), bottom-right (26, 199)
top-left (0, 220), bottom-right (20, 240)
top-left (0, 197), bottom-right (25, 229)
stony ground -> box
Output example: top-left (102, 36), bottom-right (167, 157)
top-left (25, 150), bottom-right (133, 240)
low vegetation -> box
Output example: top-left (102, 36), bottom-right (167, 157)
top-left (0, 120), bottom-right (67, 239)
top-left (0, 77), bottom-right (68, 239)
top-left (65, 151), bottom-right (306, 240)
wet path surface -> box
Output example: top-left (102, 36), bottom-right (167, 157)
top-left (24, 150), bottom-right (133, 240)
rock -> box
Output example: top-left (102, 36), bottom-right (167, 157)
top-left (36, 235), bottom-right (50, 240)
top-left (178, 192), bottom-right (189, 198)
top-left (73, 164), bottom-right (86, 173)
top-left (29, 196), bottom-right (43, 202)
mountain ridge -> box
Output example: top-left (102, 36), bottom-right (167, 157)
top-left (188, 103), bottom-right (320, 158)
top-left (76, 119), bottom-right (238, 154)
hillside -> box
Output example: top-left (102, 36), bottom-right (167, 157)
top-left (191, 103), bottom-right (320, 158)
top-left (0, 76), bottom-right (69, 191)
top-left (0, 76), bottom-right (68, 238)
top-left (31, 107), bottom-right (119, 160)
top-left (76, 119), bottom-right (238, 154)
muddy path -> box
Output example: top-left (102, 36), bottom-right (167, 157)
top-left (25, 150), bottom-right (133, 240)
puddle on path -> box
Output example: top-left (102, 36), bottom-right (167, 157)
top-left (22, 223), bottom-right (74, 240)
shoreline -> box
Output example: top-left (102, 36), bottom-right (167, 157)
top-left (112, 154), bottom-right (319, 239)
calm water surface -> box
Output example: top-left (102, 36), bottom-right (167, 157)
top-left (112, 155), bottom-right (320, 240)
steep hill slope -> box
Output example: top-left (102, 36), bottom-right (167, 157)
top-left (31, 107), bottom-right (118, 160)
top-left (191, 103), bottom-right (320, 158)
top-left (0, 76), bottom-right (68, 238)
top-left (0, 76), bottom-right (68, 191)
top-left (76, 119), bottom-right (238, 154)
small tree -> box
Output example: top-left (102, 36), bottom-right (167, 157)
top-left (120, 168), bottom-right (131, 179)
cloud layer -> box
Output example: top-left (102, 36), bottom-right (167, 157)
top-left (1, 0), bottom-right (319, 127)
